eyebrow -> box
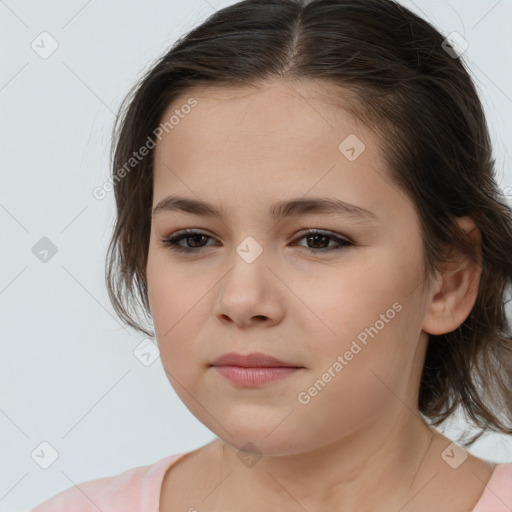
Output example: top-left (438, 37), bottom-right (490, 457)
top-left (152, 195), bottom-right (378, 222)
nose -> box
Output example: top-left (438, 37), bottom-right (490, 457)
top-left (213, 245), bottom-right (286, 329)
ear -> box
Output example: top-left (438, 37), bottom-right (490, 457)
top-left (422, 217), bottom-right (482, 336)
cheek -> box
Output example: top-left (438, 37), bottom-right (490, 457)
top-left (289, 250), bottom-right (407, 337)
top-left (147, 246), bottom-right (194, 325)
top-left (294, 308), bottom-right (418, 440)
top-left (146, 252), bottom-right (193, 353)
top-left (294, 245), bottom-right (424, 376)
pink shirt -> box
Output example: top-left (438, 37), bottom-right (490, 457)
top-left (29, 451), bottom-right (512, 511)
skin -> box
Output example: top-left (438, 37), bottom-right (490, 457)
top-left (146, 78), bottom-right (494, 511)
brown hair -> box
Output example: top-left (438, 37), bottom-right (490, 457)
top-left (105, 0), bottom-right (512, 446)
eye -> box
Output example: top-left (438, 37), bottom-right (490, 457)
top-left (291, 228), bottom-right (354, 254)
top-left (160, 229), bottom-right (217, 253)
top-left (160, 228), bottom-right (353, 254)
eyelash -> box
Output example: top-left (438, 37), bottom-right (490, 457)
top-left (160, 228), bottom-right (353, 255)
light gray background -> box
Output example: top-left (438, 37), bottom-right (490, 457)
top-left (1, 0), bottom-right (511, 510)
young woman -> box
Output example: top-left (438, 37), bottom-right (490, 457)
top-left (31, 0), bottom-right (512, 510)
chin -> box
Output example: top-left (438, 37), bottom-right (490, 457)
top-left (216, 430), bottom-right (312, 458)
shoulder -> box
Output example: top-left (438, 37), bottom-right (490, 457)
top-left (472, 462), bottom-right (512, 512)
top-left (29, 452), bottom-right (189, 512)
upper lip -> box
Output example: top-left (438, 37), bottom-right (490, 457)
top-left (211, 352), bottom-right (302, 368)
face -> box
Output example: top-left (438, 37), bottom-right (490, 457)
top-left (146, 79), bottom-right (433, 456)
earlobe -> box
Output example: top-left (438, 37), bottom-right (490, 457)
top-left (422, 217), bottom-right (482, 336)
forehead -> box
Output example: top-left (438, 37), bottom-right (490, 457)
top-left (156, 79), bottom-right (365, 154)
top-left (151, 79), bottom-right (408, 224)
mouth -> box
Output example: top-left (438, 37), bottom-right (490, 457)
top-left (210, 352), bottom-right (304, 387)
top-left (211, 366), bottom-right (302, 386)
top-left (210, 351), bottom-right (302, 368)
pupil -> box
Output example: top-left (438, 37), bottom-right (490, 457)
top-left (308, 234), bottom-right (328, 249)
top-left (189, 235), bottom-right (205, 247)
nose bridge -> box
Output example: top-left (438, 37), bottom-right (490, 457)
top-left (225, 234), bottom-right (269, 293)
top-left (235, 233), bottom-right (266, 265)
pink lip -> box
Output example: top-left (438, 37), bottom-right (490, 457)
top-left (210, 352), bottom-right (304, 387)
top-left (213, 366), bottom-right (300, 386)
top-left (211, 351), bottom-right (300, 368)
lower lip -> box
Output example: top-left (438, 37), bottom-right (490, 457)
top-left (212, 366), bottom-right (300, 386)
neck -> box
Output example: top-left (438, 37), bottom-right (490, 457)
top-left (212, 410), bottom-right (441, 510)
